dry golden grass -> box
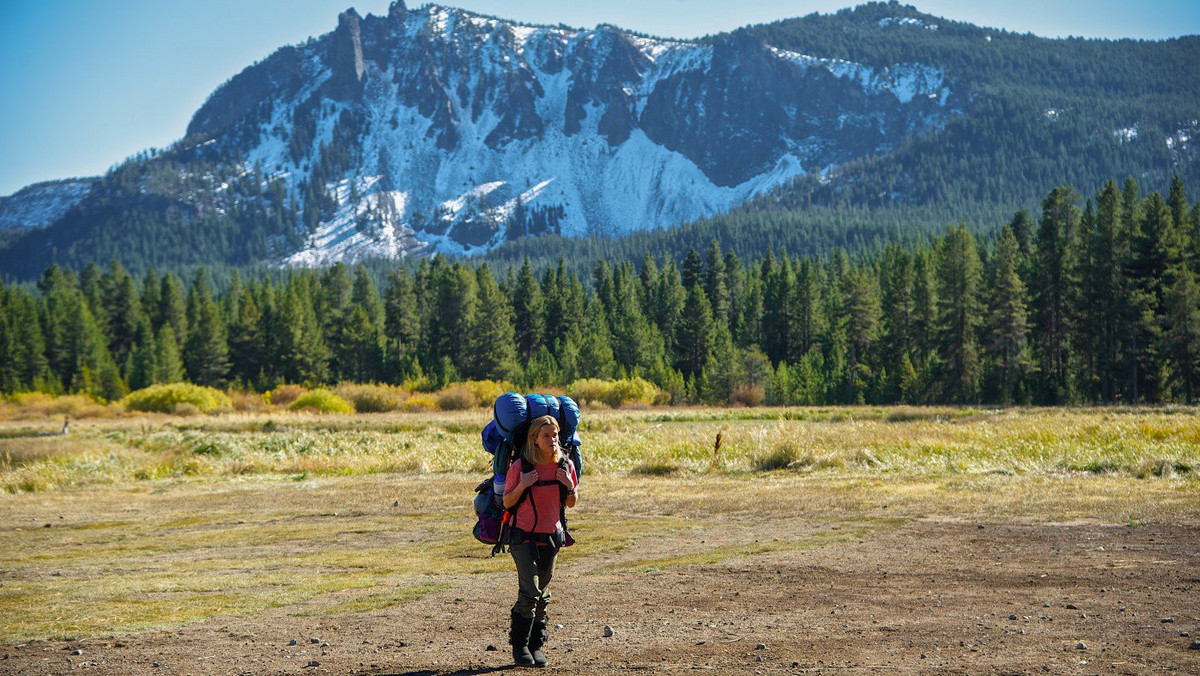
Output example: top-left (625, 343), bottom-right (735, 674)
top-left (1, 406), bottom-right (1197, 643)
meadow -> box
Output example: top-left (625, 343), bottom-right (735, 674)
top-left (1, 405), bottom-right (1198, 674)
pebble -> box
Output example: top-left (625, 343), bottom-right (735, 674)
top-left (554, 624), bottom-right (564, 630)
top-left (1160, 617), bottom-right (1174, 623)
top-left (310, 637), bottom-right (321, 644)
top-left (71, 650), bottom-right (82, 656)
top-left (756, 643), bottom-right (767, 650)
top-left (603, 626), bottom-right (614, 637)
top-left (289, 639), bottom-right (298, 646)
top-left (1009, 614), bottom-right (1018, 621)
top-left (1189, 641), bottom-right (1200, 651)
top-left (152, 663), bottom-right (160, 668)
top-left (1065, 604), bottom-right (1078, 610)
top-left (1075, 642), bottom-right (1087, 650)
top-left (306, 660), bottom-right (320, 667)
top-left (485, 644), bottom-right (497, 652)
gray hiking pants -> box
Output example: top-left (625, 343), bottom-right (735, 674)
top-left (511, 542), bottom-right (557, 620)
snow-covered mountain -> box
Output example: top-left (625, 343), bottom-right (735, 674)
top-left (182, 1), bottom-right (958, 264)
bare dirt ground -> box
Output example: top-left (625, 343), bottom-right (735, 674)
top-left (4, 519), bottom-right (1197, 676)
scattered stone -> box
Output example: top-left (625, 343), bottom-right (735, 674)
top-left (71, 650), bottom-right (82, 656)
top-left (393, 500), bottom-right (399, 507)
top-left (603, 626), bottom-right (614, 637)
top-left (1181, 632), bottom-right (1189, 637)
top-left (1160, 617), bottom-right (1174, 623)
top-left (1044, 604), bottom-right (1051, 608)
top-left (554, 624), bottom-right (564, 630)
top-left (1009, 614), bottom-right (1018, 620)
top-left (289, 639), bottom-right (298, 646)
top-left (485, 644), bottom-right (497, 652)
top-left (1065, 604), bottom-right (1078, 610)
top-left (1075, 642), bottom-right (1087, 650)
top-left (1189, 641), bottom-right (1200, 651)
top-left (756, 643), bottom-right (767, 650)
top-left (977, 524), bottom-right (985, 529)
top-left (306, 660), bottom-right (320, 667)
top-left (310, 637), bottom-right (321, 644)
top-left (152, 663), bottom-right (160, 668)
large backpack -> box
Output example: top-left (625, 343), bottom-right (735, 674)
top-left (473, 393), bottom-right (581, 553)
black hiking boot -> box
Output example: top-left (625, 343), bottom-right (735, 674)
top-left (528, 620), bottom-right (549, 667)
top-left (509, 611), bottom-right (535, 666)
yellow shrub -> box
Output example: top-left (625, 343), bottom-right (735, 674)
top-left (402, 394), bottom-right (438, 412)
top-left (123, 384), bottom-right (232, 414)
top-left (288, 389), bottom-right (354, 414)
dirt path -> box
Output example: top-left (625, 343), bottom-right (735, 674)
top-left (3, 520), bottom-right (1197, 676)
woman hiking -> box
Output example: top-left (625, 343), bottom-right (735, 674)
top-left (503, 414), bottom-right (578, 667)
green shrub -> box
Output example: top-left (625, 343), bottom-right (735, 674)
top-left (123, 384), bottom-right (233, 415)
top-left (335, 383), bottom-right (409, 412)
top-left (288, 389), bottom-right (355, 414)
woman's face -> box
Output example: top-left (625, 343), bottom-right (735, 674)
top-left (535, 424), bottom-right (560, 459)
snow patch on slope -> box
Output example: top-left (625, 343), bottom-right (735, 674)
top-left (0, 180), bottom-right (93, 230)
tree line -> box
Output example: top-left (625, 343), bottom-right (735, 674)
top-left (2, 178), bottom-right (1198, 406)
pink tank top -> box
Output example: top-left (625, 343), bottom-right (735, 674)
top-left (504, 460), bottom-right (577, 533)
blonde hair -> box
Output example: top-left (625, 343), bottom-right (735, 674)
top-left (522, 415), bottom-right (562, 465)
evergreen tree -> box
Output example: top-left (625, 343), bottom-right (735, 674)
top-left (466, 265), bottom-right (518, 381)
top-left (1030, 186), bottom-right (1081, 403)
top-left (101, 260), bottom-right (145, 369)
top-left (1162, 264), bottom-right (1200, 403)
top-left (933, 225), bottom-right (983, 403)
top-left (675, 284), bottom-right (715, 377)
top-left (511, 258), bottom-right (546, 363)
top-left (681, 248), bottom-right (704, 291)
top-left (277, 280), bottom-right (330, 384)
top-left (879, 245), bottom-right (915, 399)
top-left (153, 325), bottom-right (185, 383)
top-left (227, 280), bottom-right (266, 386)
top-left (5, 287), bottom-right (50, 391)
top-left (761, 253), bottom-right (792, 364)
top-left (704, 240), bottom-right (730, 326)
top-left (183, 272), bottom-right (230, 387)
top-left (156, 273), bottom-right (188, 350)
top-left (383, 267), bottom-right (420, 378)
top-left (1080, 180), bottom-right (1129, 401)
top-left (984, 226), bottom-right (1030, 403)
top-left (570, 296), bottom-right (616, 380)
top-left (840, 266), bottom-right (881, 404)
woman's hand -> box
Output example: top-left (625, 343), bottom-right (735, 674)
top-left (519, 469), bottom-right (539, 489)
top-left (556, 466), bottom-right (574, 489)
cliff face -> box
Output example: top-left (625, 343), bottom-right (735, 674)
top-left (188, 3), bottom-right (956, 262)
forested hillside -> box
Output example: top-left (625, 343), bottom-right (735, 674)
top-left (734, 2), bottom-right (1200, 209)
top-left (3, 179), bottom-right (1197, 406)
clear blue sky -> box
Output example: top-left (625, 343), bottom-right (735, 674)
top-left (1, 0), bottom-right (1197, 196)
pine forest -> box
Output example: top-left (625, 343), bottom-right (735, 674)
top-left (2, 178), bottom-right (1199, 407)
